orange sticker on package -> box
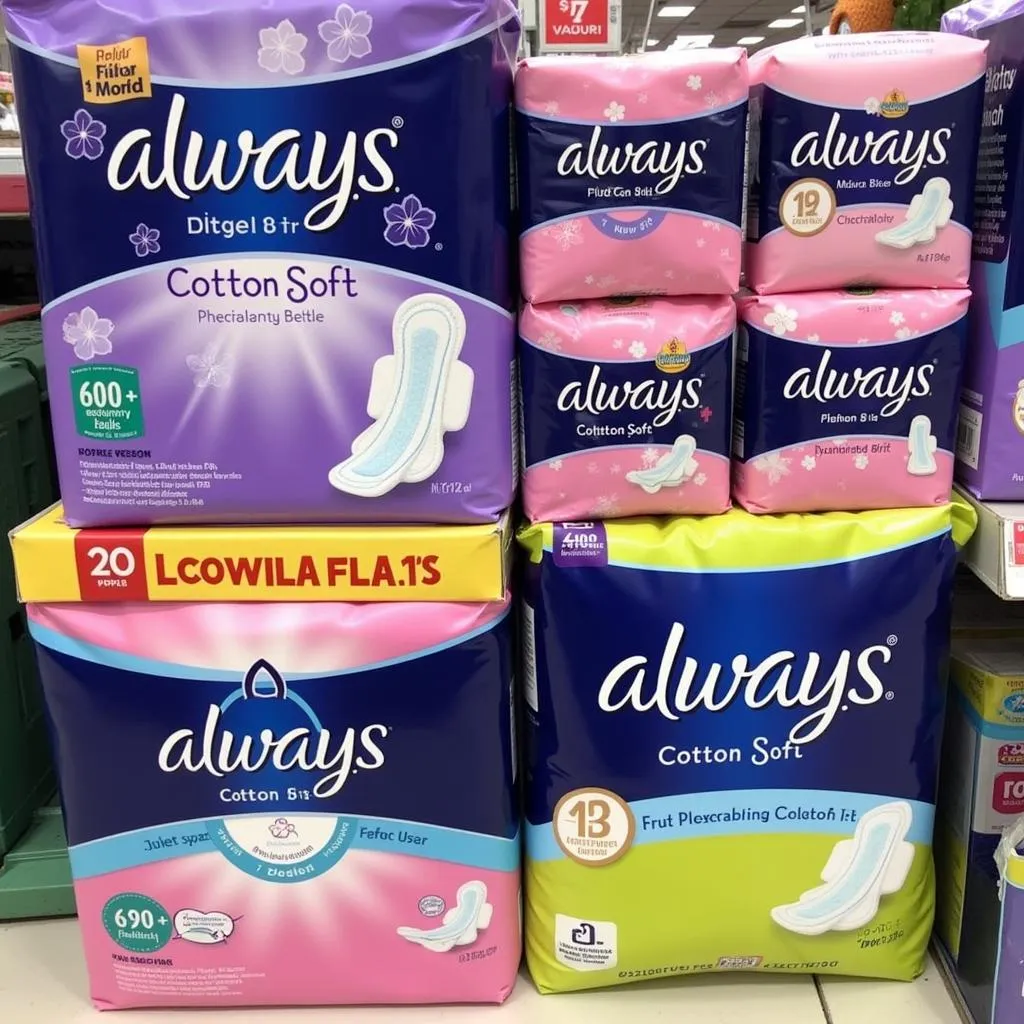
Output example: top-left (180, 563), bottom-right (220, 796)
top-left (76, 37), bottom-right (153, 104)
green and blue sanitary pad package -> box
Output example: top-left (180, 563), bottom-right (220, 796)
top-left (518, 503), bottom-right (976, 992)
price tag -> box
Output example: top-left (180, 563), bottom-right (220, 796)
top-left (1013, 522), bottom-right (1024, 566)
top-left (538, 0), bottom-right (621, 53)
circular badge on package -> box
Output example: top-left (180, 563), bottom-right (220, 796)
top-left (779, 178), bottom-right (837, 237)
top-left (552, 787), bottom-right (635, 867)
top-left (101, 893), bottom-right (172, 953)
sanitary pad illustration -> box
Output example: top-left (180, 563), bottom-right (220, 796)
top-left (4, 0), bottom-right (518, 527)
top-left (624, 434), bottom-right (697, 493)
top-left (330, 295), bottom-right (474, 499)
top-left (875, 178), bottom-right (954, 250)
top-left (516, 51), bottom-right (748, 303)
top-left (518, 505), bottom-right (977, 993)
top-left (745, 32), bottom-right (987, 292)
top-left (398, 881), bottom-right (493, 952)
top-left (9, 511), bottom-right (520, 1009)
top-left (907, 415), bottom-right (938, 476)
top-left (519, 295), bottom-right (734, 522)
top-left (733, 288), bottom-right (970, 513)
top-left (772, 801), bottom-right (915, 936)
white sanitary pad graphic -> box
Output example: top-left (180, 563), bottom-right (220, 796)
top-left (875, 177), bottom-right (953, 250)
top-left (771, 800), bottom-right (915, 936)
top-left (397, 880), bottom-right (493, 953)
top-left (329, 293), bottom-right (474, 498)
top-left (906, 414), bottom-right (937, 476)
top-left (625, 434), bottom-right (698, 494)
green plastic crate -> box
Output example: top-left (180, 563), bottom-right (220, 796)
top-left (0, 798), bottom-right (74, 919)
top-left (0, 317), bottom-right (58, 519)
top-left (0, 312), bottom-right (69, 917)
top-left (0, 315), bottom-right (45, 385)
top-left (0, 347), bottom-right (55, 854)
top-left (0, 603), bottom-right (54, 861)
top-left (0, 329), bottom-right (54, 618)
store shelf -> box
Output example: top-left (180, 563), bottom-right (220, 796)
top-left (957, 486), bottom-right (1024, 600)
top-left (0, 919), bottom-right (969, 1023)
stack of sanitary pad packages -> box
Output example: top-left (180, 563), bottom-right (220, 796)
top-left (4, 0), bottom-right (521, 1009)
top-left (514, 36), bottom-right (986, 998)
top-left (516, 50), bottom-right (747, 522)
top-left (0, 1), bottom-right (998, 1009)
top-left (737, 32), bottom-right (987, 514)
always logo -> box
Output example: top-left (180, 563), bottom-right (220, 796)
top-left (556, 125), bottom-right (706, 194)
top-left (557, 363), bottom-right (702, 427)
top-left (158, 659), bottom-right (389, 798)
top-left (782, 348), bottom-right (935, 418)
top-left (106, 93), bottom-right (401, 231)
top-left (790, 111), bottom-right (951, 186)
top-left (598, 622), bottom-right (895, 744)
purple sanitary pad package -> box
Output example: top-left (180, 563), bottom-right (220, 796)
top-left (3, 0), bottom-right (519, 525)
top-left (943, 0), bottom-right (1024, 499)
top-left (994, 820), bottom-right (1024, 1024)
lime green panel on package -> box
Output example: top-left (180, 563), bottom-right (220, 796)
top-left (518, 502), bottom-right (975, 993)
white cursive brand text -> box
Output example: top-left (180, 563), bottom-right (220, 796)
top-left (783, 348), bottom-right (934, 417)
top-left (158, 704), bottom-right (388, 798)
top-left (557, 126), bottom-right (706, 195)
top-left (791, 112), bottom-right (950, 186)
top-left (558, 364), bottom-right (702, 427)
top-left (106, 93), bottom-right (399, 231)
top-left (598, 622), bottom-right (891, 744)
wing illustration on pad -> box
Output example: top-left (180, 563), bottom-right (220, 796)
top-left (771, 800), bottom-right (915, 936)
top-left (330, 294), bottom-right (474, 498)
top-left (625, 435), bottom-right (699, 494)
top-left (397, 881), bottom-right (493, 953)
top-left (875, 178), bottom-right (954, 250)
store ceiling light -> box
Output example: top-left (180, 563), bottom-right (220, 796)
top-left (768, 17), bottom-right (803, 27)
top-left (737, 35), bottom-right (765, 44)
top-left (646, 38), bottom-right (661, 46)
top-left (657, 5), bottom-right (695, 17)
top-left (791, 4), bottom-right (806, 11)
top-left (668, 33), bottom-right (714, 47)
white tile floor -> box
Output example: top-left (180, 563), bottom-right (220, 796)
top-left (0, 919), bottom-right (968, 1023)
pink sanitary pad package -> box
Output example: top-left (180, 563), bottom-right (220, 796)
top-left (516, 51), bottom-right (748, 303)
top-left (10, 511), bottom-right (518, 1010)
top-left (746, 33), bottom-right (987, 293)
top-left (733, 288), bottom-right (971, 513)
top-left (520, 295), bottom-right (734, 521)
